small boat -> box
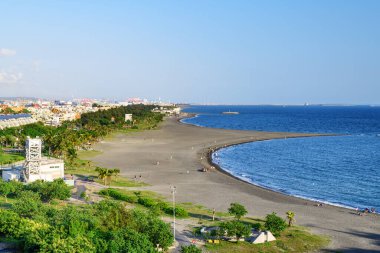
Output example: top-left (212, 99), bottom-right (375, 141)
top-left (222, 111), bottom-right (239, 115)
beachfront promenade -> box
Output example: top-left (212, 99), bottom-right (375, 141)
top-left (92, 116), bottom-right (380, 252)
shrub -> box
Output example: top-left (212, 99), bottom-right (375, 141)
top-left (0, 209), bottom-right (22, 238)
top-left (192, 227), bottom-right (202, 236)
top-left (98, 188), bottom-right (137, 203)
top-left (0, 180), bottom-right (23, 202)
top-left (265, 212), bottom-right (287, 236)
top-left (108, 228), bottom-right (156, 253)
top-left (181, 244), bottom-right (202, 253)
top-left (26, 179), bottom-right (71, 202)
top-left (80, 191), bottom-right (87, 199)
top-left (138, 197), bottom-right (157, 208)
top-left (12, 191), bottom-right (43, 218)
top-left (163, 206), bottom-right (189, 218)
top-left (156, 201), bottom-right (169, 210)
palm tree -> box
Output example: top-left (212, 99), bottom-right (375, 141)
top-left (286, 211), bottom-right (295, 227)
top-left (112, 168), bottom-right (120, 182)
top-left (67, 147), bottom-right (77, 164)
top-left (95, 167), bottom-right (108, 185)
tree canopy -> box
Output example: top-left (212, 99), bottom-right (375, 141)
top-left (228, 202), bottom-right (248, 220)
top-left (265, 212), bottom-right (287, 236)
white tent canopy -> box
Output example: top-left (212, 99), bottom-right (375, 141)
top-left (249, 231), bottom-right (276, 244)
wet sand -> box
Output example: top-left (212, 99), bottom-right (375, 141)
top-left (92, 116), bottom-right (380, 252)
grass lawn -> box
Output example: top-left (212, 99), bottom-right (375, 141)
top-left (0, 152), bottom-right (24, 165)
top-left (205, 226), bottom-right (329, 253)
top-left (77, 150), bottom-right (103, 159)
top-left (93, 177), bottom-right (148, 187)
top-left (96, 188), bottom-right (329, 253)
top-left (65, 157), bottom-right (147, 187)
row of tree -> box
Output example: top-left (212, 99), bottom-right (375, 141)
top-left (0, 105), bottom-right (164, 162)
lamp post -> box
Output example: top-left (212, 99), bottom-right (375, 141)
top-left (170, 185), bottom-right (176, 240)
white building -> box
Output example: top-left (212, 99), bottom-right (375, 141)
top-left (2, 158), bottom-right (64, 182)
top-left (1, 138), bottom-right (65, 182)
top-left (27, 157), bottom-right (64, 182)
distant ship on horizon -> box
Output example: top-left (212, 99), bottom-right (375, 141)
top-left (222, 111), bottom-right (239, 115)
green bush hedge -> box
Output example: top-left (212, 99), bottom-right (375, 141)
top-left (98, 188), bottom-right (137, 203)
top-left (137, 197), bottom-right (157, 207)
top-left (99, 189), bottom-right (188, 217)
top-left (163, 206), bottom-right (188, 218)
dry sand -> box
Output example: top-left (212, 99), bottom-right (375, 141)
top-left (92, 116), bottom-right (380, 253)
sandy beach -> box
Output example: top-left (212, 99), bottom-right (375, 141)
top-left (92, 116), bottom-right (380, 253)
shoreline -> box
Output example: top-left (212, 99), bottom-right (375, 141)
top-left (180, 113), bottom-right (355, 210)
top-left (92, 115), bottom-right (380, 252)
top-left (206, 140), bottom-right (358, 211)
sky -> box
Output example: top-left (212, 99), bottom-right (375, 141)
top-left (0, 0), bottom-right (379, 104)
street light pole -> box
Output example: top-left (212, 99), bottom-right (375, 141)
top-left (170, 185), bottom-right (176, 240)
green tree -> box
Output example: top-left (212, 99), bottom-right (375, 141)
top-left (220, 220), bottom-right (251, 242)
top-left (228, 202), bottom-right (248, 220)
top-left (265, 212), bottom-right (287, 236)
top-left (0, 209), bottom-right (23, 238)
top-left (47, 178), bottom-right (71, 201)
top-left (66, 147), bottom-right (78, 164)
top-left (108, 228), bottom-right (156, 253)
top-left (130, 210), bottom-right (174, 250)
top-left (95, 167), bottom-right (121, 186)
top-left (12, 191), bottom-right (42, 218)
top-left (95, 167), bottom-right (108, 185)
top-left (23, 228), bottom-right (96, 253)
top-left (286, 211), bottom-right (295, 227)
top-left (112, 168), bottom-right (120, 181)
top-left (0, 180), bottom-right (14, 202)
top-left (26, 179), bottom-right (71, 202)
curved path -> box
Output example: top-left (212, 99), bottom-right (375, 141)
top-left (92, 116), bottom-right (380, 252)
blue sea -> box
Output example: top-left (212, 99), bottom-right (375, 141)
top-left (182, 105), bottom-right (380, 211)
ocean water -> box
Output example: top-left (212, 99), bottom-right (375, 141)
top-left (182, 105), bottom-right (380, 210)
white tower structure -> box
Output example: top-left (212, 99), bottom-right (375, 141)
top-left (24, 137), bottom-right (42, 181)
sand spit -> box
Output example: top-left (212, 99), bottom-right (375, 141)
top-left (92, 116), bottom-right (380, 252)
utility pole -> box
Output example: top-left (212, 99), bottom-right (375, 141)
top-left (170, 185), bottom-right (176, 240)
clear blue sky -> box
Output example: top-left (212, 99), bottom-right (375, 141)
top-left (1, 0), bottom-right (379, 104)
